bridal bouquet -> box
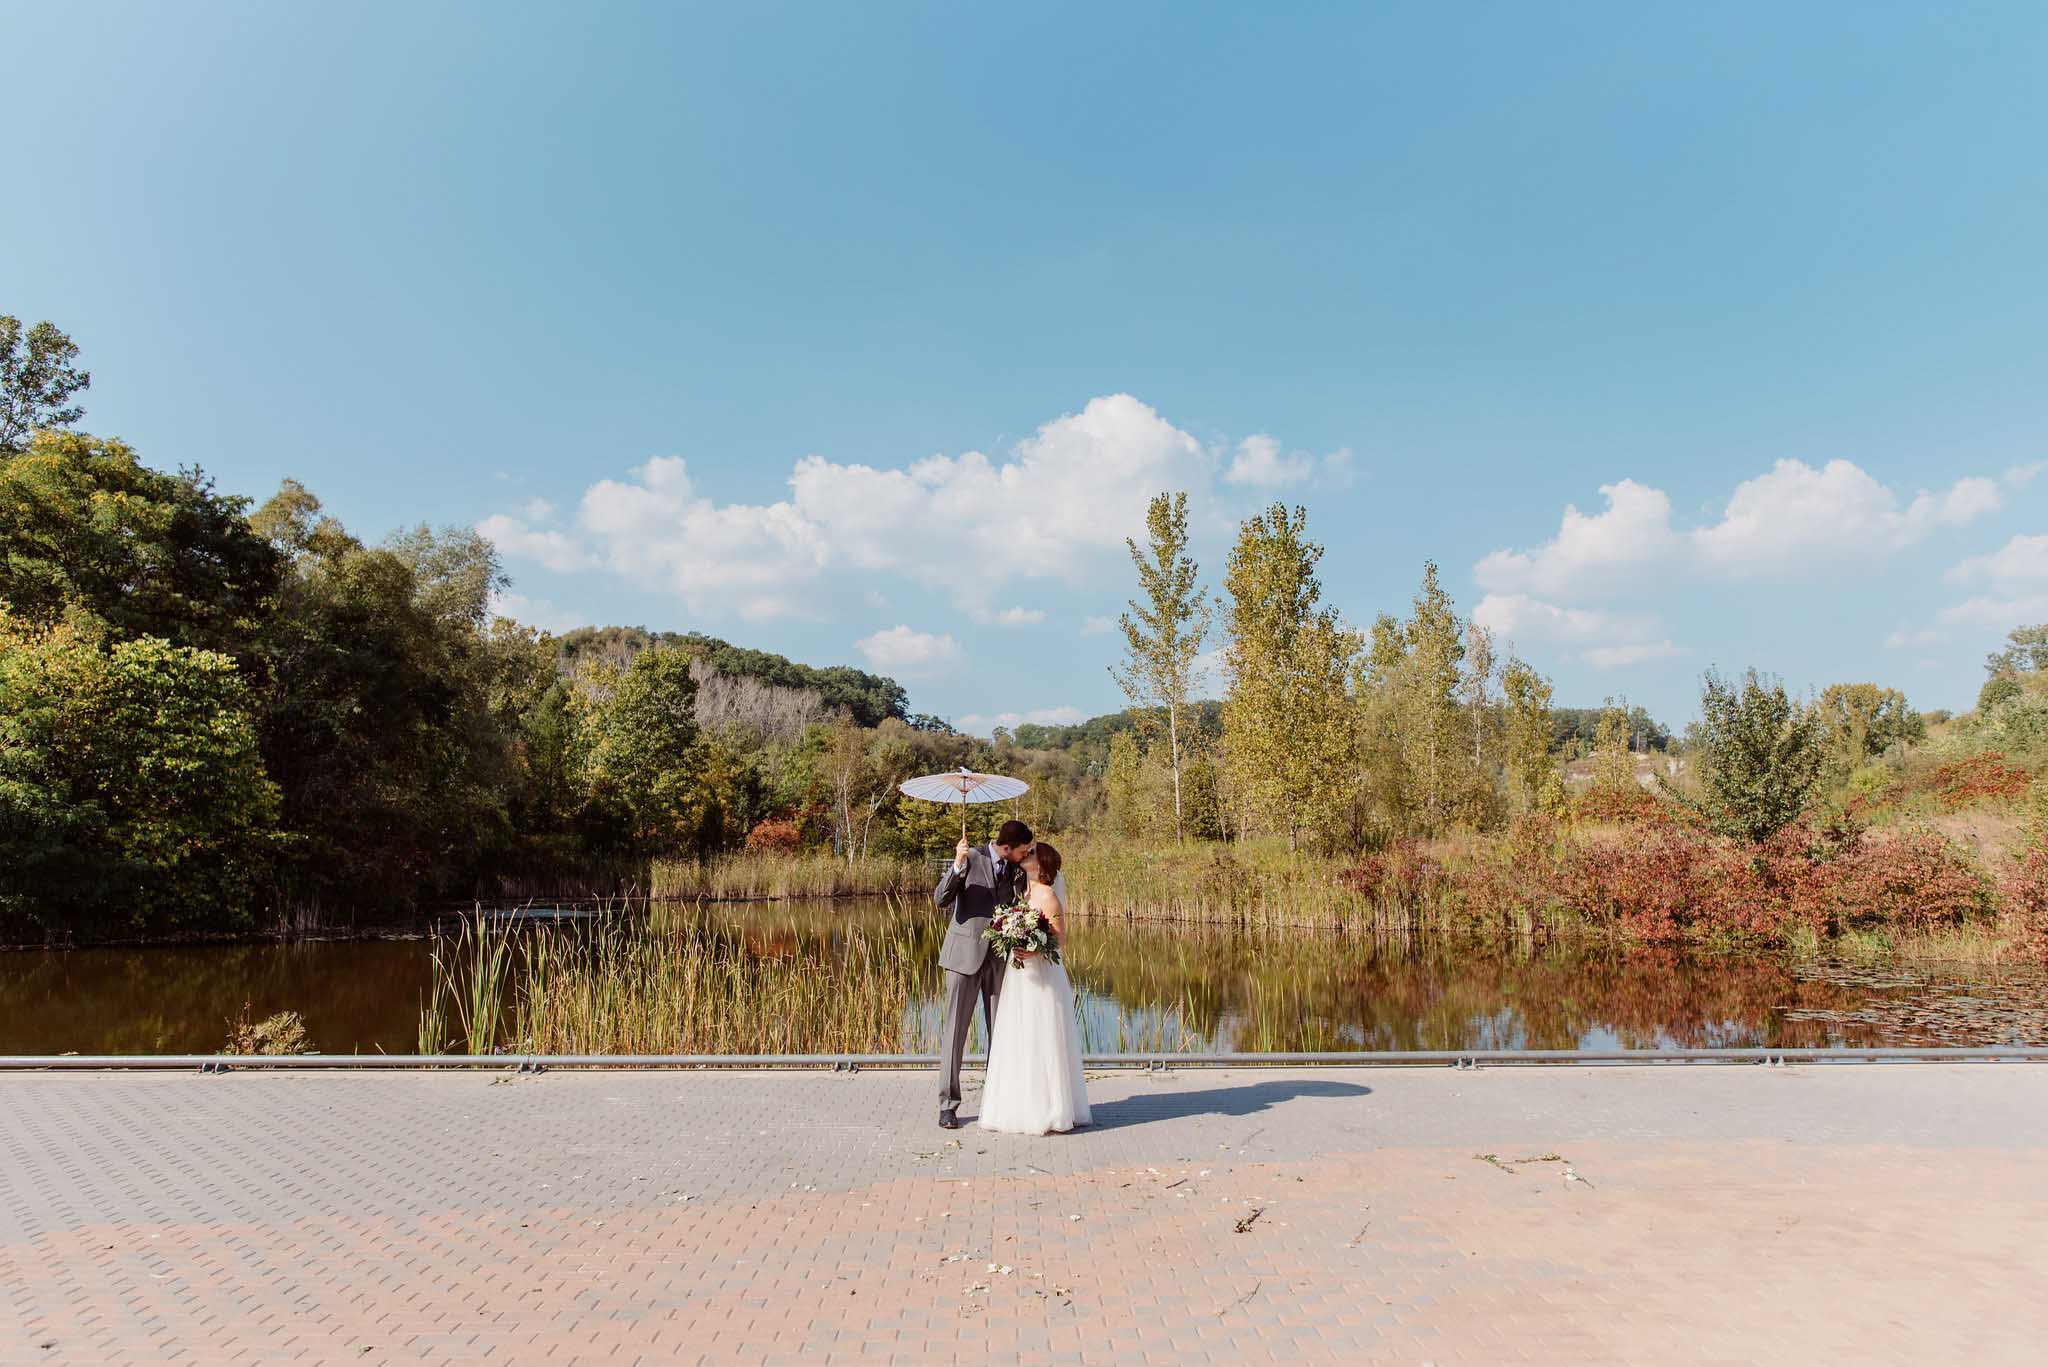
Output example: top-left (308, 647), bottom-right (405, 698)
top-left (983, 901), bottom-right (1061, 969)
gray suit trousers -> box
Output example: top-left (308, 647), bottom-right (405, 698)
top-left (938, 952), bottom-right (1005, 1115)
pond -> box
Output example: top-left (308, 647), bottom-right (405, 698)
top-left (3, 897), bottom-right (2045, 1055)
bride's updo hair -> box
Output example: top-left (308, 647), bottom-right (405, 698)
top-left (1031, 842), bottom-right (1061, 886)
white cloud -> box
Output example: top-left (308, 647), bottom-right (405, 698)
top-left (954, 705), bottom-right (1089, 736)
top-left (481, 394), bottom-right (1222, 620)
top-left (1320, 447), bottom-right (1358, 488)
top-left (854, 625), bottom-right (963, 679)
top-left (1691, 461), bottom-right (1998, 577)
top-left (1224, 434), bottom-right (1313, 487)
top-left (1190, 647), bottom-right (1228, 698)
top-left (1471, 593), bottom-right (1682, 671)
top-left (968, 605), bottom-right (1047, 627)
top-left (1081, 615), bottom-right (1116, 636)
top-left (577, 456), bottom-right (827, 621)
top-left (1888, 594), bottom-right (2048, 649)
top-left (1946, 534), bottom-right (2048, 588)
top-left (1474, 479), bottom-right (1679, 599)
top-left (1223, 435), bottom-right (1357, 489)
top-left (476, 513), bottom-right (599, 575)
top-left (2004, 461), bottom-right (2046, 489)
top-left (1583, 641), bottom-right (1687, 669)
top-left (1478, 460), bottom-right (2003, 599)
top-left (520, 497), bottom-right (556, 523)
top-left (1890, 533), bottom-right (2048, 648)
top-left (487, 590), bottom-right (587, 635)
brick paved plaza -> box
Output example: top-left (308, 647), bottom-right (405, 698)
top-left (3, 1064), bottom-right (2045, 1365)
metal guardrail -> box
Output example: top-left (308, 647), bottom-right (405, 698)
top-left (1, 1047), bottom-right (2046, 1072)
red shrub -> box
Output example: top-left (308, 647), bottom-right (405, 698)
top-left (1921, 752), bottom-right (2032, 811)
top-left (1557, 825), bottom-right (1747, 942)
top-left (1818, 828), bottom-right (1993, 932)
top-left (1335, 840), bottom-right (1448, 904)
top-left (2000, 845), bottom-right (2048, 963)
top-left (744, 818), bottom-right (801, 854)
top-left (1451, 816), bottom-right (1571, 930)
top-left (1570, 782), bottom-right (1673, 826)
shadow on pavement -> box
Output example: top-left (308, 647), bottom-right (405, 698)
top-left (1078, 1077), bottom-right (1370, 1131)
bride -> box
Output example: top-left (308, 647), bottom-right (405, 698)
top-left (978, 842), bottom-right (1090, 1135)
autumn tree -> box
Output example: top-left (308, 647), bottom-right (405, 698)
top-left (1221, 505), bottom-right (1359, 851)
top-left (1499, 655), bottom-right (1559, 814)
top-left (1354, 563), bottom-right (1486, 835)
top-left (1112, 491), bottom-right (1212, 841)
top-left (1589, 698), bottom-right (1639, 795)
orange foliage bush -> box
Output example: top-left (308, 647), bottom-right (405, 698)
top-left (1569, 781), bottom-right (1672, 825)
top-left (1335, 840), bottom-right (1447, 904)
top-left (1920, 752), bottom-right (2032, 811)
top-left (744, 818), bottom-right (802, 854)
top-left (2000, 844), bottom-right (2048, 963)
top-left (1818, 828), bottom-right (1994, 932)
top-left (1335, 817), bottom-right (1993, 945)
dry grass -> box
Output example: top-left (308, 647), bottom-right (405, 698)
top-left (419, 905), bottom-right (936, 1055)
top-left (650, 851), bottom-right (933, 901)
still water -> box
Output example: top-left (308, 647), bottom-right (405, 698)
top-left (3, 898), bottom-right (2045, 1055)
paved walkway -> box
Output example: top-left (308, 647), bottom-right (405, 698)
top-left (3, 1064), bottom-right (2045, 1365)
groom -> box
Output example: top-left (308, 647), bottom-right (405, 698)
top-left (932, 818), bottom-right (1033, 1129)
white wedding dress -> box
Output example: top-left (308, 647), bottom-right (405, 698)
top-left (978, 891), bottom-right (1090, 1135)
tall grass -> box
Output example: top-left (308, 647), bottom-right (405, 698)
top-left (419, 904), bottom-right (936, 1054)
top-left (651, 850), bottom-right (933, 901)
top-left (1063, 836), bottom-right (1405, 929)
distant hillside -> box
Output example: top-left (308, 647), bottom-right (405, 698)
top-left (1551, 705), bottom-right (1673, 752)
top-left (1009, 701), bottom-right (1225, 757)
top-left (554, 626), bottom-right (910, 728)
top-left (1008, 699), bottom-right (1667, 759)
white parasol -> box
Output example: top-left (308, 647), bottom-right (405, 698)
top-left (899, 768), bottom-right (1030, 838)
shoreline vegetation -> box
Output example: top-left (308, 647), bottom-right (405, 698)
top-left (414, 888), bottom-right (2044, 1059)
top-left (6, 313), bottom-right (2048, 973)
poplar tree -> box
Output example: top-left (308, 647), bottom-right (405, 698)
top-left (1396, 562), bottom-right (1471, 834)
top-left (1499, 654), bottom-right (1558, 813)
top-left (1112, 491), bottom-right (1211, 841)
top-left (1221, 504), bottom-right (1359, 851)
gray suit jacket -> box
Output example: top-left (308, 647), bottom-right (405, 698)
top-left (933, 843), bottom-right (1026, 975)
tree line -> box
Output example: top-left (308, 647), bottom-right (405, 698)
top-left (1106, 490), bottom-right (1940, 853)
top-left (4, 311), bottom-right (1968, 941)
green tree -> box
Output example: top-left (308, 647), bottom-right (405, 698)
top-left (0, 612), bottom-right (279, 934)
top-left (1111, 491), bottom-right (1212, 842)
top-left (1499, 655), bottom-right (1559, 813)
top-left (585, 645), bottom-right (706, 852)
top-left (1104, 730), bottom-right (1149, 838)
top-left (1354, 563), bottom-right (1485, 835)
top-left (1397, 563), bottom-right (1476, 833)
top-left (1815, 682), bottom-right (1923, 777)
top-left (1588, 698), bottom-right (1639, 794)
top-left (0, 431), bottom-right (281, 656)
top-left (249, 485), bottom-right (518, 911)
top-left (1221, 505), bottom-right (1360, 851)
top-left (1985, 624), bottom-right (2048, 681)
top-left (1, 315), bottom-right (90, 455)
top-left (1691, 669), bottom-right (1823, 843)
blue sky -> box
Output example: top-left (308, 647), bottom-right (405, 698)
top-left (6, 1), bottom-right (2046, 731)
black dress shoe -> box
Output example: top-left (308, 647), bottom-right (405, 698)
top-left (939, 1111), bottom-right (962, 1130)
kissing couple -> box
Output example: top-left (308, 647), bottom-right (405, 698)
top-left (932, 819), bottom-right (1091, 1135)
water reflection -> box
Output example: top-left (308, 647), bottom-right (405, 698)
top-left (2, 899), bottom-right (2044, 1055)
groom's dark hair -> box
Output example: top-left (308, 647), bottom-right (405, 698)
top-left (995, 819), bottom-right (1033, 847)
